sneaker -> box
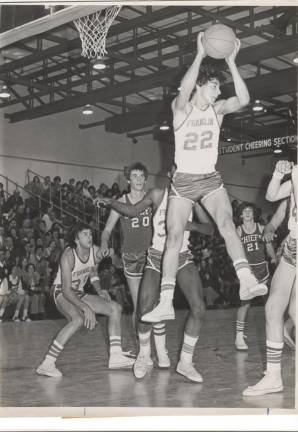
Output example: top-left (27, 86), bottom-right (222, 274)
top-left (147, 356), bottom-right (153, 366)
top-left (235, 333), bottom-right (248, 351)
top-left (22, 316), bottom-right (31, 322)
top-left (141, 299), bottom-right (175, 323)
top-left (284, 324), bottom-right (295, 350)
top-left (242, 373), bottom-right (283, 396)
top-left (109, 352), bottom-right (135, 369)
top-left (157, 350), bottom-right (171, 368)
top-left (176, 360), bottom-right (203, 383)
top-left (13, 318), bottom-right (20, 322)
top-left (36, 361), bottom-right (62, 378)
top-left (133, 353), bottom-right (150, 379)
top-left (240, 274), bottom-right (268, 301)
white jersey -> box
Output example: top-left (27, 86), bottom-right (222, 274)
top-left (174, 103), bottom-right (220, 174)
top-left (53, 246), bottom-right (96, 293)
top-left (288, 189), bottom-right (296, 238)
top-left (151, 189), bottom-right (191, 252)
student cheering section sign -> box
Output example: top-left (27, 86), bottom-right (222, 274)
top-left (219, 135), bottom-right (297, 155)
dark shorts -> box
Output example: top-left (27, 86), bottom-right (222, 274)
top-left (169, 171), bottom-right (224, 203)
top-left (53, 284), bottom-right (87, 307)
top-left (250, 262), bottom-right (269, 284)
top-left (281, 234), bottom-right (296, 268)
top-left (145, 247), bottom-right (193, 274)
top-left (122, 251), bottom-right (147, 279)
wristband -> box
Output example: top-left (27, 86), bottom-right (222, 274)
top-left (272, 170), bottom-right (284, 180)
top-left (90, 275), bottom-right (100, 283)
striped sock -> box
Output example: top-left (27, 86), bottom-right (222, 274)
top-left (233, 259), bottom-right (251, 280)
top-left (160, 277), bottom-right (175, 300)
top-left (236, 320), bottom-right (245, 335)
top-left (267, 340), bottom-right (283, 372)
top-left (139, 329), bottom-right (151, 356)
top-left (180, 333), bottom-right (199, 364)
top-left (110, 336), bottom-right (122, 354)
top-left (45, 339), bottom-right (64, 363)
top-left (153, 323), bottom-right (166, 356)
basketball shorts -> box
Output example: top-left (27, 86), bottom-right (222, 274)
top-left (122, 250), bottom-right (147, 279)
top-left (250, 262), bottom-right (269, 284)
top-left (169, 171), bottom-right (224, 203)
top-left (53, 284), bottom-right (88, 307)
top-left (281, 234), bottom-right (296, 268)
top-left (145, 247), bottom-right (193, 273)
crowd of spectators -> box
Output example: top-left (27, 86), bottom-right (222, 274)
top-left (0, 174), bottom-right (285, 322)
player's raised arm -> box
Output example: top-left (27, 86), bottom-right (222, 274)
top-left (215, 39), bottom-right (250, 116)
top-left (173, 32), bottom-right (206, 113)
top-left (266, 161), bottom-right (293, 202)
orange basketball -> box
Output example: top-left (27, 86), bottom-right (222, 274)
top-left (202, 24), bottom-right (236, 59)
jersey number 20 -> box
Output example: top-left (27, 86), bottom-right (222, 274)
top-left (131, 216), bottom-right (150, 228)
top-left (183, 130), bottom-right (213, 150)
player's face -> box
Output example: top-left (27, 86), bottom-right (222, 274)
top-left (201, 79), bottom-right (221, 105)
top-left (242, 207), bottom-right (254, 222)
top-left (129, 170), bottom-right (146, 191)
top-left (76, 229), bottom-right (93, 249)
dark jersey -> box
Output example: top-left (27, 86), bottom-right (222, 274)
top-left (119, 194), bottom-right (153, 254)
top-left (239, 223), bottom-right (266, 265)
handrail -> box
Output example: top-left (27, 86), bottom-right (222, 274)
top-left (26, 168), bottom-right (93, 223)
top-left (0, 173), bottom-right (119, 248)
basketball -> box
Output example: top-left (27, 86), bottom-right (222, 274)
top-left (202, 24), bottom-right (236, 59)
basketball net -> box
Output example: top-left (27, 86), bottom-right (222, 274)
top-left (74, 5), bottom-right (121, 60)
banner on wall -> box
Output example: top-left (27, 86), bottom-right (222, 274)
top-left (218, 135), bottom-right (297, 156)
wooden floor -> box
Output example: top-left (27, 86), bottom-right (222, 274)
top-left (0, 307), bottom-right (295, 409)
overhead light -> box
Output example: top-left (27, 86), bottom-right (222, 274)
top-left (159, 121), bottom-right (169, 131)
top-left (93, 58), bottom-right (106, 71)
top-left (274, 144), bottom-right (282, 154)
top-left (82, 104), bottom-right (94, 115)
top-left (292, 53), bottom-right (298, 65)
top-left (252, 99), bottom-right (263, 112)
top-left (0, 84), bottom-right (10, 99)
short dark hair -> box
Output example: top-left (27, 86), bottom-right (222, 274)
top-left (67, 222), bottom-right (92, 248)
top-left (128, 162), bottom-right (148, 180)
top-left (197, 64), bottom-right (225, 87)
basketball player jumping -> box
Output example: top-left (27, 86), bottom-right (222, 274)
top-left (243, 161), bottom-right (296, 396)
top-left (36, 222), bottom-right (134, 378)
top-left (143, 32), bottom-right (267, 323)
top-left (99, 171), bottom-right (213, 382)
top-left (235, 202), bottom-right (276, 351)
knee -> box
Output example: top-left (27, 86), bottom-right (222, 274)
top-left (265, 298), bottom-right (282, 323)
top-left (190, 302), bottom-right (206, 321)
top-left (166, 227), bottom-right (183, 248)
top-left (71, 315), bottom-right (84, 329)
top-left (110, 301), bottom-right (122, 316)
top-left (217, 215), bottom-right (234, 238)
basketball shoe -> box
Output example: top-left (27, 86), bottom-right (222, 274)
top-left (243, 372), bottom-right (283, 396)
top-left (239, 273), bottom-right (268, 301)
top-left (141, 298), bottom-right (175, 322)
top-left (235, 333), bottom-right (248, 351)
top-left (133, 352), bottom-right (151, 379)
top-left (36, 360), bottom-right (62, 378)
top-left (108, 351), bottom-right (135, 369)
top-left (176, 360), bottom-right (203, 383)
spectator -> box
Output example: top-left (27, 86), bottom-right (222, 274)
top-left (22, 263), bottom-right (41, 320)
top-left (0, 273), bottom-right (9, 322)
top-left (8, 264), bottom-right (30, 322)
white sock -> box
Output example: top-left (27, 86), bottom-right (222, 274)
top-left (139, 330), bottom-right (151, 356)
top-left (153, 323), bottom-right (166, 356)
top-left (180, 333), bottom-right (199, 364)
top-left (110, 336), bottom-right (122, 354)
top-left (160, 277), bottom-right (175, 301)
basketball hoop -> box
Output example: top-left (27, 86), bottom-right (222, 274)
top-left (74, 6), bottom-right (121, 60)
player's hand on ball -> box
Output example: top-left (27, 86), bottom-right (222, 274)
top-left (197, 32), bottom-right (206, 57)
top-left (226, 38), bottom-right (240, 63)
